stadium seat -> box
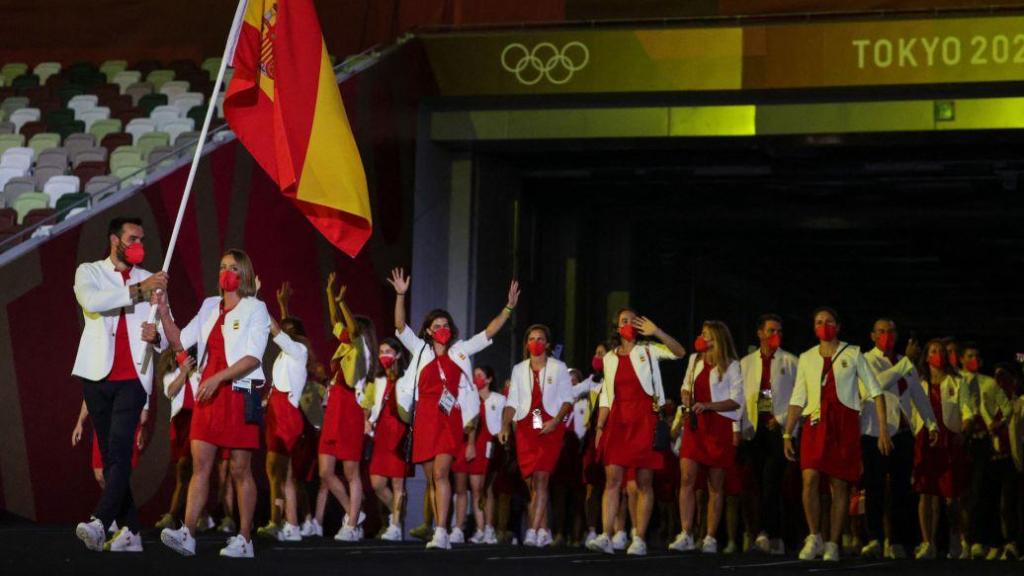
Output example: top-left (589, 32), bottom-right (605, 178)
top-left (172, 130), bottom-right (200, 152)
top-left (33, 165), bottom-right (64, 189)
top-left (70, 146), bottom-right (107, 168)
top-left (0, 207), bottom-right (16, 229)
top-left (146, 145), bottom-right (176, 166)
top-left (63, 133), bottom-right (96, 156)
top-left (171, 92), bottom-right (203, 115)
top-left (33, 62), bottom-right (62, 85)
top-left (159, 80), bottom-right (190, 99)
top-left (99, 60), bottom-right (128, 82)
top-left (12, 192), bottom-right (48, 221)
top-left (110, 146), bottom-right (143, 172)
top-left (1, 96), bottom-right (29, 118)
top-left (22, 206), bottom-right (56, 228)
top-left (0, 149), bottom-right (32, 172)
top-left (136, 131), bottom-right (169, 159)
top-left (0, 133), bottom-right (27, 154)
top-left (100, 132), bottom-right (133, 156)
top-left (0, 166), bottom-right (26, 191)
top-left (19, 121), bottom-right (47, 141)
top-left (9, 108), bottom-right (41, 133)
top-left (67, 94), bottom-right (99, 115)
top-left (113, 70), bottom-right (142, 94)
top-left (88, 118), bottom-right (122, 142)
top-left (125, 118), bottom-right (156, 143)
top-left (83, 175), bottom-right (119, 196)
top-left (78, 107), bottom-right (111, 131)
top-left (55, 191), bottom-right (90, 220)
top-left (2, 176), bottom-right (35, 203)
top-left (215, 93), bottom-right (225, 119)
top-left (72, 161), bottom-right (107, 186)
top-left (57, 85), bottom-right (85, 105)
top-left (29, 132), bottom-right (61, 156)
top-left (125, 82), bottom-right (155, 106)
top-left (93, 83), bottom-right (120, 104)
top-left (201, 57), bottom-right (222, 80)
top-left (42, 175), bottom-right (79, 206)
top-left (163, 119), bottom-right (195, 144)
top-left (55, 120), bottom-right (85, 141)
top-left (0, 121), bottom-right (14, 134)
top-left (150, 105), bottom-right (181, 126)
top-left (146, 69), bottom-right (175, 90)
top-left (44, 108), bottom-right (76, 130)
top-left (113, 164), bottom-right (145, 185)
top-left (137, 93), bottom-right (168, 115)
top-left (12, 74), bottom-right (40, 91)
top-left (35, 148), bottom-right (68, 170)
top-left (104, 94), bottom-right (133, 116)
top-left (1, 63), bottom-right (28, 86)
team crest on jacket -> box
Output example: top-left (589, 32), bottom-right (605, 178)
top-left (841, 359), bottom-right (849, 369)
top-left (233, 319), bottom-right (240, 330)
top-left (458, 353), bottom-right (466, 360)
top-left (638, 355), bottom-right (646, 363)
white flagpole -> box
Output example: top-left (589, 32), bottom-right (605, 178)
top-left (141, 0), bottom-right (249, 374)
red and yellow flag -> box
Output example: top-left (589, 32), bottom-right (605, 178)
top-left (224, 0), bottom-right (371, 257)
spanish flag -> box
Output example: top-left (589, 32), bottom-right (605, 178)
top-left (224, 0), bottom-right (371, 257)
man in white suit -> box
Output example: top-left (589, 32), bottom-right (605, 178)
top-left (72, 216), bottom-right (167, 553)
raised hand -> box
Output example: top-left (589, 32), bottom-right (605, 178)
top-left (634, 316), bottom-right (660, 337)
top-left (326, 271), bottom-right (336, 293)
top-left (388, 268), bottom-right (410, 295)
top-left (277, 281), bottom-right (292, 306)
top-left (335, 284), bottom-right (348, 305)
top-left (506, 279), bottom-right (520, 309)
top-left (254, 275), bottom-right (262, 294)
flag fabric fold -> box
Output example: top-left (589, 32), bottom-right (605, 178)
top-left (224, 0), bottom-right (371, 257)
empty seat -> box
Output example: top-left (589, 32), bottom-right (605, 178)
top-left (55, 191), bottom-right (90, 219)
top-left (104, 94), bottom-right (133, 116)
top-left (113, 164), bottom-right (146, 185)
top-left (73, 161), bottom-right (107, 186)
top-left (1, 96), bottom-right (29, 117)
top-left (88, 118), bottom-right (122, 142)
top-left (71, 146), bottom-right (108, 168)
top-left (11, 74), bottom-right (40, 90)
top-left (136, 131), bottom-right (169, 159)
top-left (33, 62), bottom-right (61, 85)
top-left (1, 63), bottom-right (28, 86)
top-left (92, 83), bottom-right (120, 105)
top-left (186, 105), bottom-right (207, 128)
top-left (0, 207), bottom-right (16, 230)
top-left (163, 119), bottom-right (195, 144)
top-left (28, 132), bottom-right (61, 156)
top-left (171, 92), bottom-right (204, 115)
top-left (55, 120), bottom-right (86, 141)
top-left (57, 85), bottom-right (85, 105)
top-left (113, 70), bottom-right (142, 94)
top-left (173, 131), bottom-right (200, 152)
top-left (145, 69), bottom-right (175, 90)
top-left (33, 165), bottom-right (64, 189)
top-left (84, 175), bottom-right (119, 196)
top-left (77, 107), bottom-right (111, 131)
top-left (36, 148), bottom-right (68, 170)
top-left (8, 108), bottom-right (41, 132)
top-left (201, 57), bottom-right (222, 80)
top-left (0, 133), bottom-right (27, 154)
top-left (0, 150), bottom-right (32, 172)
top-left (12, 191), bottom-right (48, 221)
top-left (2, 176), bottom-right (35, 206)
top-left (0, 121), bottom-right (14, 134)
top-left (110, 146), bottom-right (143, 172)
top-left (22, 206), bottom-right (56, 228)
top-left (137, 93), bottom-right (168, 114)
top-left (0, 166), bottom-right (26, 190)
top-left (100, 132), bottom-right (133, 155)
top-left (63, 133), bottom-right (96, 155)
top-left (125, 82), bottom-right (154, 106)
top-left (45, 108), bottom-right (76, 130)
top-left (159, 80), bottom-right (190, 99)
top-left (67, 94), bottom-right (99, 116)
top-left (43, 175), bottom-right (80, 205)
top-left (145, 145), bottom-right (176, 167)
top-left (19, 121), bottom-right (47, 141)
top-left (150, 105), bottom-right (181, 126)
top-left (125, 118), bottom-right (156, 143)
top-left (99, 60), bottom-right (128, 82)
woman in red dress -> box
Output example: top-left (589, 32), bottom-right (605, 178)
top-left (912, 339), bottom-right (966, 560)
top-left (783, 307), bottom-right (891, 562)
top-left (368, 337), bottom-right (412, 541)
top-left (672, 320), bottom-right (742, 554)
top-left (499, 324), bottom-right (573, 548)
top-left (318, 273), bottom-right (374, 542)
top-left (156, 249), bottom-right (270, 558)
top-left (588, 308), bottom-right (686, 556)
top-left (388, 267), bottom-right (520, 550)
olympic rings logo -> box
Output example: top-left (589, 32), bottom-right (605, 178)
top-left (500, 41), bottom-right (590, 86)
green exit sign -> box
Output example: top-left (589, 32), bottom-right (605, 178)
top-left (935, 101), bottom-right (955, 122)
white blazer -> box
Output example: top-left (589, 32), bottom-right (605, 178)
top-left (599, 342), bottom-right (679, 410)
top-left (163, 367), bottom-right (200, 419)
top-left (178, 296), bottom-right (270, 387)
top-left (271, 332), bottom-right (307, 408)
top-left (72, 257), bottom-right (165, 393)
top-left (482, 392), bottom-right (507, 436)
top-left (739, 348), bottom-right (798, 433)
top-left (913, 375), bottom-right (963, 433)
top-left (790, 342), bottom-right (882, 419)
top-left (394, 324), bottom-right (489, 427)
top-left (682, 354), bottom-right (743, 421)
top-left (507, 357), bottom-right (573, 421)
top-left (859, 348), bottom-right (937, 437)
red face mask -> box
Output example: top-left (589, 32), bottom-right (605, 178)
top-left (693, 335), bottom-right (709, 353)
top-left (767, 333), bottom-right (782, 350)
top-left (618, 324), bottom-right (636, 342)
top-left (379, 354), bottom-right (396, 369)
top-left (963, 357), bottom-right (979, 373)
top-left (122, 242), bottom-right (145, 265)
top-left (527, 340), bottom-right (546, 357)
top-left (432, 326), bottom-right (452, 345)
top-left (219, 269), bottom-right (240, 292)
top-left (876, 332), bottom-right (895, 354)
top-left (473, 375), bottom-right (488, 390)
top-left (814, 324), bottom-right (838, 342)
top-left (591, 355), bottom-right (604, 373)
top-left (927, 352), bottom-right (944, 369)
top-left (947, 351), bottom-right (959, 368)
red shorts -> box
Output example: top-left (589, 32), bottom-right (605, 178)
top-left (265, 389), bottom-right (304, 454)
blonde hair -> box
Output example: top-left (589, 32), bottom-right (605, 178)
top-left (221, 248), bottom-right (257, 298)
top-left (703, 320), bottom-right (738, 377)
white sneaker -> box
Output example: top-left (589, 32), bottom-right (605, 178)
top-left (701, 535), bottom-right (718, 554)
top-left (586, 533), bottom-right (614, 555)
top-left (754, 532), bottom-right (771, 553)
top-left (669, 531), bottom-right (696, 553)
top-left (449, 527), bottom-right (465, 544)
top-left (536, 529), bottom-right (553, 548)
top-left (723, 540), bottom-right (738, 554)
top-left (1001, 542), bottom-right (1019, 560)
top-left (823, 541), bottom-right (840, 562)
top-left (770, 538), bottom-right (786, 556)
top-left (861, 539), bottom-right (882, 558)
top-left (160, 526), bottom-right (196, 556)
top-left (220, 534), bottom-right (254, 558)
top-left (799, 534), bottom-right (823, 561)
top-left (75, 518), bottom-right (105, 552)
top-left (382, 523), bottom-right (403, 542)
top-left (108, 520), bottom-right (119, 535)
top-left (626, 536), bottom-right (647, 556)
top-left (524, 529), bottom-right (538, 547)
top-left (611, 530), bottom-right (628, 550)
top-left (277, 523), bottom-right (302, 542)
top-left (426, 527), bottom-right (451, 550)
top-left (483, 525), bottom-right (498, 545)
top-left (342, 511), bottom-right (367, 527)
top-left (104, 528), bottom-right (143, 552)
top-left (300, 518), bottom-right (322, 537)
top-left (584, 529), bottom-right (597, 547)
top-left (469, 529), bottom-right (485, 544)
top-left (915, 542), bottom-right (936, 560)
top-left (335, 525), bottom-right (360, 542)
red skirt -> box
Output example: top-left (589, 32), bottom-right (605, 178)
top-left (515, 416), bottom-right (565, 479)
top-left (91, 428), bottom-right (141, 469)
top-left (266, 389), bottom-right (304, 455)
top-left (913, 429), bottom-right (966, 498)
top-left (370, 404), bottom-right (412, 478)
top-left (799, 406), bottom-right (861, 483)
top-left (190, 383), bottom-right (260, 450)
top-left (291, 420), bottom-right (320, 482)
top-left (601, 399), bottom-right (663, 470)
top-left (453, 424), bottom-right (493, 476)
top-left (411, 397), bottom-right (463, 464)
top-left (169, 409), bottom-right (193, 462)
top-left (318, 384), bottom-right (366, 461)
top-left (680, 412), bottom-right (736, 470)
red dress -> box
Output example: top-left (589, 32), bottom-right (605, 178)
top-left (913, 380), bottom-right (966, 498)
top-left (319, 371), bottom-right (366, 461)
top-left (515, 369), bottom-right (565, 479)
top-left (601, 353), bottom-right (663, 470)
top-left (169, 379), bottom-right (195, 461)
top-left (453, 396), bottom-right (493, 475)
top-left (190, 305), bottom-right (261, 450)
top-left (266, 388), bottom-right (304, 454)
top-left (370, 377), bottom-right (412, 478)
top-left (799, 357), bottom-right (861, 482)
top-left (680, 363), bottom-right (735, 469)
top-left (411, 354), bottom-right (465, 464)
